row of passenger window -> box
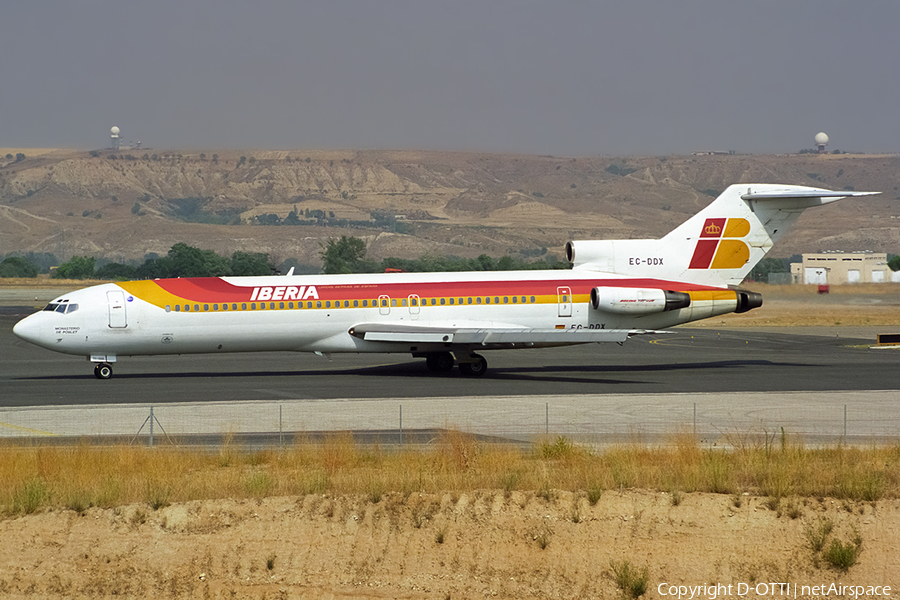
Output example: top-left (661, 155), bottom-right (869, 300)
top-left (164, 296), bottom-right (539, 313)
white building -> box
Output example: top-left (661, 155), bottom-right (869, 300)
top-left (790, 252), bottom-right (894, 284)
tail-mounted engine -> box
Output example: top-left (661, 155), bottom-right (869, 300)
top-left (734, 289), bottom-right (763, 313)
top-left (590, 287), bottom-right (691, 315)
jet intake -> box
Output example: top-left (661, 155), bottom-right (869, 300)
top-left (734, 290), bottom-right (763, 313)
top-left (591, 287), bottom-right (691, 315)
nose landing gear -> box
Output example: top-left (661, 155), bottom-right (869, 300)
top-left (93, 363), bottom-right (113, 379)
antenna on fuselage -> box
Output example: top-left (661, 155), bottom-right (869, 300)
top-left (285, 267), bottom-right (295, 276)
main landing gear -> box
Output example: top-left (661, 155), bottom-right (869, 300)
top-left (93, 362), bottom-right (113, 380)
top-left (424, 352), bottom-right (487, 377)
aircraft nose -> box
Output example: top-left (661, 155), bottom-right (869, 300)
top-left (13, 314), bottom-right (43, 345)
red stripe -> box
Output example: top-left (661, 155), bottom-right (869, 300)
top-left (150, 276), bottom-right (726, 303)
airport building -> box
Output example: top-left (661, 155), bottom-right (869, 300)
top-left (789, 251), bottom-right (895, 284)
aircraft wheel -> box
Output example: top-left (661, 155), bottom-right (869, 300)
top-left (425, 352), bottom-right (454, 373)
top-left (94, 363), bottom-right (113, 380)
top-left (458, 354), bottom-right (487, 377)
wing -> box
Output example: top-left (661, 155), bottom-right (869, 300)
top-left (348, 323), bottom-right (664, 347)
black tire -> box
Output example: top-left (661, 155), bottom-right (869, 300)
top-left (425, 352), bottom-right (454, 372)
top-left (94, 363), bottom-right (113, 380)
top-left (458, 354), bottom-right (487, 377)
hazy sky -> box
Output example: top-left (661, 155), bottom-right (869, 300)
top-left (2, 1), bottom-right (898, 156)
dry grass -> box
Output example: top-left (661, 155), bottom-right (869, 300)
top-left (1, 432), bottom-right (899, 517)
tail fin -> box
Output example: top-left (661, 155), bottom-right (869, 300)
top-left (567, 184), bottom-right (879, 287)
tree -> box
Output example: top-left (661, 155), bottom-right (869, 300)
top-left (54, 256), bottom-right (96, 279)
top-left (320, 236), bottom-right (375, 274)
top-left (95, 262), bottom-right (138, 280)
top-left (166, 242), bottom-right (231, 277)
top-left (230, 251), bottom-right (271, 276)
top-left (888, 255), bottom-right (900, 272)
top-left (0, 256), bottom-right (39, 278)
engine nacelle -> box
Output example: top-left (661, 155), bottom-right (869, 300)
top-left (734, 289), bottom-right (763, 313)
top-left (590, 287), bottom-right (691, 315)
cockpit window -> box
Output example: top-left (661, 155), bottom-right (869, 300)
top-left (43, 302), bottom-right (78, 314)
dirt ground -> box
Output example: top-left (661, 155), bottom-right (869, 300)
top-left (1, 491), bottom-right (898, 599)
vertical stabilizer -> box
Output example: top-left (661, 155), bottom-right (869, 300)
top-left (567, 185), bottom-right (879, 287)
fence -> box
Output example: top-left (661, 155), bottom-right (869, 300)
top-left (2, 391), bottom-right (898, 448)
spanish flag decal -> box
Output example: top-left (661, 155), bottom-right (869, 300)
top-left (689, 218), bottom-right (750, 269)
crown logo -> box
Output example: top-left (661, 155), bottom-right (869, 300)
top-left (704, 222), bottom-right (721, 235)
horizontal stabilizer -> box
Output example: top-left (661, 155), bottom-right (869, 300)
top-left (741, 189), bottom-right (880, 201)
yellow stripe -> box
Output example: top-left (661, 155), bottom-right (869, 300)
top-left (0, 421), bottom-right (58, 436)
top-left (688, 290), bottom-right (738, 302)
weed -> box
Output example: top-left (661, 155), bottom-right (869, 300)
top-left (244, 472), bottom-right (274, 498)
top-left (538, 436), bottom-right (578, 460)
top-left (803, 517), bottom-right (834, 553)
top-left (587, 484), bottom-right (603, 506)
top-left (145, 481), bottom-right (171, 510)
top-left (535, 531), bottom-right (551, 549)
top-left (822, 531), bottom-right (862, 572)
top-left (501, 471), bottom-right (520, 496)
top-left (730, 493), bottom-right (743, 509)
top-left (764, 496), bottom-right (781, 512)
top-left (609, 559), bottom-right (649, 599)
top-left (784, 499), bottom-right (803, 520)
top-left (266, 553), bottom-right (276, 571)
top-left (12, 478), bottom-right (48, 515)
top-left (435, 528), bottom-right (446, 544)
top-left (669, 489), bottom-right (683, 507)
top-left (131, 508), bottom-right (147, 526)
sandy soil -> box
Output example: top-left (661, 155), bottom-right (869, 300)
top-left (1, 491), bottom-right (898, 599)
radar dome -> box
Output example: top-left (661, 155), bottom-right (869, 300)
top-left (110, 126), bottom-right (120, 135)
top-left (815, 132), bottom-right (828, 146)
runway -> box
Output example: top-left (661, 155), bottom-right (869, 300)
top-left (2, 310), bottom-right (899, 444)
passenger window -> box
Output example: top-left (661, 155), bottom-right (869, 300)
top-left (288, 302), bottom-right (294, 309)
top-left (174, 305), bottom-right (180, 312)
top-left (467, 298), bottom-right (473, 305)
top-left (362, 300), bottom-right (368, 307)
top-left (166, 305), bottom-right (171, 313)
top-left (431, 298), bottom-right (436, 306)
top-left (485, 297), bottom-right (490, 304)
top-left (279, 302), bottom-right (285, 309)
top-left (221, 304), bottom-right (227, 311)
top-left (250, 303), bottom-right (256, 310)
top-left (401, 299), bottom-right (408, 307)
top-left (185, 305), bottom-right (190, 312)
top-left (194, 304), bottom-right (200, 312)
top-left (448, 298), bottom-right (454, 305)
top-left (308, 301), bottom-right (313, 308)
top-left (204, 304), bottom-right (210, 311)
top-left (440, 298), bottom-right (446, 305)
top-left (522, 296), bottom-right (526, 304)
top-left (494, 297), bottom-right (500, 304)
top-left (260, 302), bottom-right (266, 310)
top-left (317, 301), bottom-right (322, 308)
top-left (476, 297), bottom-right (482, 305)
top-left (512, 296), bottom-right (517, 304)
top-left (354, 300), bottom-right (359, 307)
top-left (530, 296), bottom-right (536, 303)
top-left (391, 299), bottom-right (397, 307)
top-left (241, 303), bottom-right (247, 310)
top-left (458, 298), bottom-right (463, 305)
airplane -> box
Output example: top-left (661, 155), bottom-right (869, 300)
top-left (13, 184), bottom-right (878, 379)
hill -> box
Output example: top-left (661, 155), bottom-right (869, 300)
top-left (1, 149), bottom-right (898, 266)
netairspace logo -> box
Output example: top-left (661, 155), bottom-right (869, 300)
top-left (657, 582), bottom-right (892, 599)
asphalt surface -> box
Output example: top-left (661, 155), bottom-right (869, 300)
top-left (2, 310), bottom-right (899, 445)
top-left (2, 312), bottom-right (898, 406)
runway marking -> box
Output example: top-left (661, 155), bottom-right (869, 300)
top-left (0, 420), bottom-right (57, 436)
